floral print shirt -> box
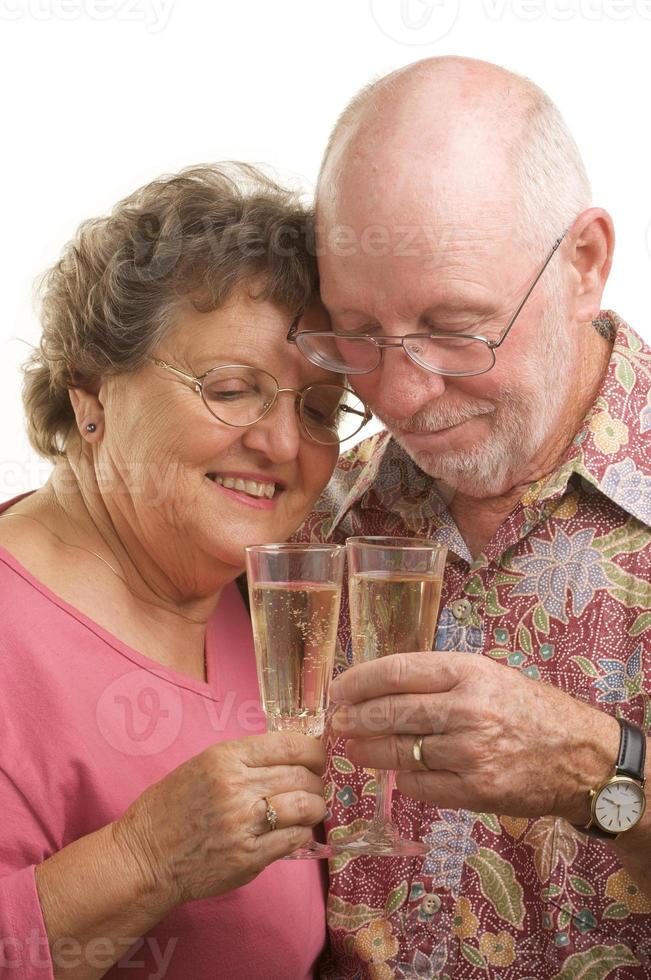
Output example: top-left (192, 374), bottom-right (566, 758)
top-left (298, 312), bottom-right (651, 979)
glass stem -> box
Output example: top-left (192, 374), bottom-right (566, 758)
top-left (371, 768), bottom-right (396, 830)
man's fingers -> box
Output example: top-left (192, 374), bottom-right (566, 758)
top-left (331, 693), bottom-right (454, 737)
top-left (395, 768), bottom-right (466, 808)
top-left (329, 651), bottom-right (467, 706)
top-left (344, 733), bottom-right (460, 771)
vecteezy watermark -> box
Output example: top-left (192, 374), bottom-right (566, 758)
top-left (646, 218), bottom-right (651, 260)
top-left (0, 0), bottom-right (176, 33)
top-left (0, 457), bottom-right (53, 499)
top-left (369, 0), bottom-right (460, 44)
top-left (96, 670), bottom-right (184, 756)
top-left (0, 932), bottom-right (177, 977)
top-left (95, 670), bottom-right (268, 757)
top-left (480, 0), bottom-right (651, 20)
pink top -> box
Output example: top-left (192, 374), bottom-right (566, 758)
top-left (0, 492), bottom-right (326, 979)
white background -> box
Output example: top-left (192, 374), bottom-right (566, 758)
top-left (1, 0), bottom-right (649, 501)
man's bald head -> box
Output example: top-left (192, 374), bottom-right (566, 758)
top-left (317, 56), bottom-right (591, 256)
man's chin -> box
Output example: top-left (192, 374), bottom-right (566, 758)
top-left (395, 435), bottom-right (515, 498)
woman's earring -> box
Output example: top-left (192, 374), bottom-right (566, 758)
top-left (86, 423), bottom-right (97, 433)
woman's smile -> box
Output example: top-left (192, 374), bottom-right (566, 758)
top-left (205, 470), bottom-right (284, 510)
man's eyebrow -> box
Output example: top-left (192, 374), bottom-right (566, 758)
top-left (323, 306), bottom-right (364, 318)
top-left (326, 298), bottom-right (500, 320)
top-left (422, 298), bottom-right (500, 317)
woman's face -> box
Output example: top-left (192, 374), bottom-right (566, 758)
top-left (95, 288), bottom-right (340, 590)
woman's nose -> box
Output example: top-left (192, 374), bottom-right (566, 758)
top-left (359, 349), bottom-right (448, 422)
top-left (241, 392), bottom-right (302, 461)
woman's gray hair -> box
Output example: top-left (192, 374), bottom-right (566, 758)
top-left (22, 162), bottom-right (318, 461)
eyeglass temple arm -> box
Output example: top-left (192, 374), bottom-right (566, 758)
top-left (149, 357), bottom-right (202, 390)
top-left (286, 313), bottom-right (302, 344)
top-left (340, 402), bottom-right (373, 421)
top-left (491, 229), bottom-right (569, 350)
top-left (287, 227), bottom-right (567, 353)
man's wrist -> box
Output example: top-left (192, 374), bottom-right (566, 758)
top-left (557, 709), bottom-right (621, 826)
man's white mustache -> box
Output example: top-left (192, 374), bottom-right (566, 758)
top-left (377, 401), bottom-right (495, 433)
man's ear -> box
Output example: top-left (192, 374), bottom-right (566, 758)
top-left (566, 208), bottom-right (614, 324)
top-left (68, 382), bottom-right (104, 440)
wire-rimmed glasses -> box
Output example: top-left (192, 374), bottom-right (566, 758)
top-left (148, 358), bottom-right (372, 445)
top-left (287, 231), bottom-right (567, 378)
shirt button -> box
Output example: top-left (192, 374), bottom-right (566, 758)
top-left (450, 598), bottom-right (473, 625)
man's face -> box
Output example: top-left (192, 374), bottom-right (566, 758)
top-left (317, 220), bottom-right (571, 498)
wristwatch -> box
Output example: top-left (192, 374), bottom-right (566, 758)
top-left (579, 718), bottom-right (647, 840)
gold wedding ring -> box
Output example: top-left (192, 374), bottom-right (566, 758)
top-left (264, 796), bottom-right (278, 832)
top-left (412, 734), bottom-right (432, 770)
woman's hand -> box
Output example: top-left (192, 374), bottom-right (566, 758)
top-left (112, 732), bottom-right (327, 909)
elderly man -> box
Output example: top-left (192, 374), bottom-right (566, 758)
top-left (294, 58), bottom-right (651, 977)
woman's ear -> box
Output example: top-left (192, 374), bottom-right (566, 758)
top-left (68, 382), bottom-right (104, 441)
top-left (566, 208), bottom-right (614, 324)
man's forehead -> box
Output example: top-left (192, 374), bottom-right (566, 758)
top-left (317, 226), bottom-right (519, 312)
top-left (316, 174), bottom-right (517, 270)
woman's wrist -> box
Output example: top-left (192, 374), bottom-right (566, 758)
top-left (35, 820), bottom-right (176, 980)
top-left (109, 812), bottom-right (180, 919)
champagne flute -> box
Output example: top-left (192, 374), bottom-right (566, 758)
top-left (245, 542), bottom-right (345, 859)
top-left (333, 536), bottom-right (447, 857)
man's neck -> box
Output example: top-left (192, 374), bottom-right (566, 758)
top-left (444, 326), bottom-right (612, 559)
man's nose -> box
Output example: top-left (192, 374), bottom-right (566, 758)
top-left (366, 348), bottom-right (447, 421)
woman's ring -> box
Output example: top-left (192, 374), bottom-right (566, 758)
top-left (412, 734), bottom-right (432, 770)
top-left (264, 796), bottom-right (278, 832)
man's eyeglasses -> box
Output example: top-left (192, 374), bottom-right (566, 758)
top-left (287, 231), bottom-right (567, 378)
top-left (148, 358), bottom-right (372, 445)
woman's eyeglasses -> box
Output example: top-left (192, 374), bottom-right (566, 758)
top-left (148, 358), bottom-right (372, 445)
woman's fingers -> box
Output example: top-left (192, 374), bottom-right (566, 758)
top-left (239, 732), bottom-right (327, 776)
top-left (253, 824), bottom-right (316, 863)
top-left (255, 763), bottom-right (326, 800)
top-left (254, 790), bottom-right (328, 836)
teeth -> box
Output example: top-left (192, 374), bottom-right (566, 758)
top-left (210, 475), bottom-right (276, 499)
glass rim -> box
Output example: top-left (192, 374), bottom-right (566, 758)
top-left (245, 542), bottom-right (346, 555)
top-left (345, 535), bottom-right (446, 551)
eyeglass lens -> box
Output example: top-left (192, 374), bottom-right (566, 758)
top-left (295, 332), bottom-right (495, 377)
top-left (200, 366), bottom-right (367, 443)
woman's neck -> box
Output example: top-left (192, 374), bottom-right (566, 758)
top-left (24, 459), bottom-right (225, 631)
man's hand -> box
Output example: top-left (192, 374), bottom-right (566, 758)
top-left (329, 651), bottom-right (620, 823)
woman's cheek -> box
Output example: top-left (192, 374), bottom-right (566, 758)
top-left (303, 444), bottom-right (339, 503)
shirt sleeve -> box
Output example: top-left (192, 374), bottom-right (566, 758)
top-left (0, 770), bottom-right (55, 980)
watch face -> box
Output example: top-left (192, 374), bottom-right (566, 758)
top-left (594, 779), bottom-right (646, 833)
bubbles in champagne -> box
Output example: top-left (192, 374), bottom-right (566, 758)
top-left (349, 571), bottom-right (443, 663)
top-left (250, 582), bottom-right (341, 736)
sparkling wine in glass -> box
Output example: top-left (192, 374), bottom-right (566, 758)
top-left (334, 536), bottom-right (447, 857)
top-left (245, 543), bottom-right (346, 859)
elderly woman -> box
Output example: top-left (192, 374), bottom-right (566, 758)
top-left (0, 165), bottom-right (368, 979)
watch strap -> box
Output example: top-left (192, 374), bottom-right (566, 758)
top-left (583, 821), bottom-right (618, 841)
top-left (576, 719), bottom-right (646, 840)
top-left (616, 718), bottom-right (646, 782)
